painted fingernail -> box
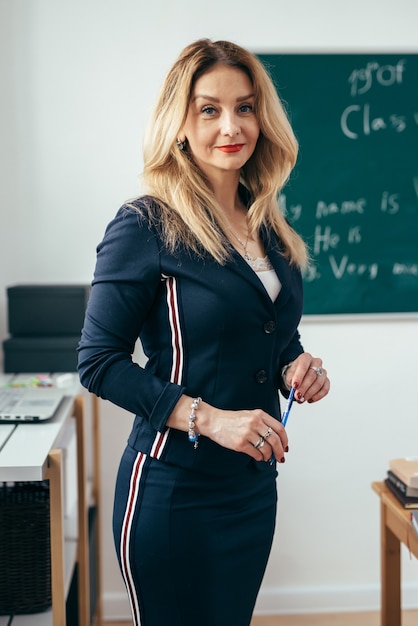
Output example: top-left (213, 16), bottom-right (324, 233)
top-left (285, 445), bottom-right (289, 452)
top-left (280, 457), bottom-right (285, 463)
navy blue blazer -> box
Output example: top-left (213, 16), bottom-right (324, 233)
top-left (77, 198), bottom-right (304, 475)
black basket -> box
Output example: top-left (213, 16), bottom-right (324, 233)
top-left (0, 481), bottom-right (52, 614)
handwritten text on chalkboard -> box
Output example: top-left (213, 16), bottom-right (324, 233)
top-left (342, 60), bottom-right (413, 139)
top-left (259, 53), bottom-right (418, 313)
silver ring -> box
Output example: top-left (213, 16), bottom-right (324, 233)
top-left (254, 437), bottom-right (265, 449)
top-left (263, 428), bottom-right (273, 439)
top-left (310, 366), bottom-right (323, 376)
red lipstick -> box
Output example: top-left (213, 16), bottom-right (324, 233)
top-left (218, 144), bottom-right (244, 153)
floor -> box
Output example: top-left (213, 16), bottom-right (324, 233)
top-left (106, 609), bottom-right (418, 625)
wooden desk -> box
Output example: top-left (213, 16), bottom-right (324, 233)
top-left (372, 481), bottom-right (418, 626)
top-left (0, 373), bottom-right (100, 626)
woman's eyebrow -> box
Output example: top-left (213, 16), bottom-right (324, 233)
top-left (192, 92), bottom-right (255, 103)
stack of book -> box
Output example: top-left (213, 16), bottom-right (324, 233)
top-left (385, 457), bottom-right (418, 509)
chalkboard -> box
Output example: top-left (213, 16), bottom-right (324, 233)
top-left (257, 53), bottom-right (418, 315)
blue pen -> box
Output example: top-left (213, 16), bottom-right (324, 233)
top-left (269, 386), bottom-right (296, 464)
top-left (281, 386), bottom-right (296, 427)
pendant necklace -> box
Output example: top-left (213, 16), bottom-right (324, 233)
top-left (229, 228), bottom-right (273, 272)
top-left (232, 231), bottom-right (254, 263)
top-left (226, 218), bottom-right (253, 260)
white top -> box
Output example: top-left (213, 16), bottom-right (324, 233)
top-left (256, 268), bottom-right (282, 302)
top-left (245, 255), bottom-right (282, 302)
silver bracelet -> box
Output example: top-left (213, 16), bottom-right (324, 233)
top-left (188, 397), bottom-right (202, 449)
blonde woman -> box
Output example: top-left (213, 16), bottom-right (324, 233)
top-left (78, 38), bottom-right (330, 626)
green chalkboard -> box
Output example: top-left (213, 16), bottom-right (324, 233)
top-left (258, 53), bottom-right (418, 315)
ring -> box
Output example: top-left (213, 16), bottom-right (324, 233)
top-left (263, 428), bottom-right (273, 439)
top-left (310, 366), bottom-right (323, 376)
top-left (254, 437), bottom-right (265, 449)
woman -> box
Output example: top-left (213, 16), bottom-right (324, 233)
top-left (78, 38), bottom-right (330, 626)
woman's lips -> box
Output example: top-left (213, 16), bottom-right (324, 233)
top-left (217, 144), bottom-right (244, 153)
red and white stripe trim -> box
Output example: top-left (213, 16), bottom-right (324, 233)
top-left (164, 275), bottom-right (184, 385)
top-left (120, 276), bottom-right (184, 623)
top-left (120, 451), bottom-right (146, 626)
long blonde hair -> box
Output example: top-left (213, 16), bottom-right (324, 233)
top-left (139, 38), bottom-right (308, 268)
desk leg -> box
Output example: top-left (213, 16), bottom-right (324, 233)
top-left (380, 500), bottom-right (401, 626)
top-left (92, 394), bottom-right (103, 626)
top-left (74, 396), bottom-right (90, 626)
top-left (47, 448), bottom-right (66, 626)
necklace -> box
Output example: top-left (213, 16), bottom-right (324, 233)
top-left (233, 231), bottom-right (253, 263)
top-left (229, 228), bottom-right (273, 272)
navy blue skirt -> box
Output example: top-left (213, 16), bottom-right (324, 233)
top-left (113, 445), bottom-right (278, 626)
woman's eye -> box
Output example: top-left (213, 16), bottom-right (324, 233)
top-left (202, 106), bottom-right (217, 115)
top-left (239, 104), bottom-right (253, 113)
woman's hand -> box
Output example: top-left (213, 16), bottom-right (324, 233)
top-left (283, 352), bottom-right (330, 404)
top-left (168, 396), bottom-right (288, 463)
top-left (200, 405), bottom-right (289, 463)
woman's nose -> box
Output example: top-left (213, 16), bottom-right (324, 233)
top-left (220, 113), bottom-right (241, 136)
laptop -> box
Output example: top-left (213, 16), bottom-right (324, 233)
top-left (0, 386), bottom-right (65, 423)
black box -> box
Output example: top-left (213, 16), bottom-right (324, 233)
top-left (3, 336), bottom-right (80, 373)
top-left (7, 284), bottom-right (90, 337)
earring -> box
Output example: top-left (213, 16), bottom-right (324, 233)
top-left (176, 138), bottom-right (187, 151)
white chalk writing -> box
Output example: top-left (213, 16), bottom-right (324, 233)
top-left (316, 198), bottom-right (366, 219)
top-left (348, 59), bottom-right (406, 97)
top-left (347, 226), bottom-right (362, 244)
top-left (341, 104), bottom-right (408, 139)
top-left (313, 226), bottom-right (340, 255)
top-left (393, 263), bottom-right (418, 276)
top-left (279, 194), bottom-right (302, 221)
top-left (381, 191), bottom-right (400, 214)
top-left (329, 255), bottom-right (379, 280)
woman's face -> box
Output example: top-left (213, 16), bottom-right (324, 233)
top-left (181, 64), bottom-right (260, 183)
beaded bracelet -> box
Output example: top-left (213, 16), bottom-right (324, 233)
top-left (188, 396), bottom-right (202, 449)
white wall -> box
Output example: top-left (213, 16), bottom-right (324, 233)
top-left (1, 0), bottom-right (417, 619)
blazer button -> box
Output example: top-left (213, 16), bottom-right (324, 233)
top-left (255, 369), bottom-right (268, 384)
top-left (263, 320), bottom-right (276, 334)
